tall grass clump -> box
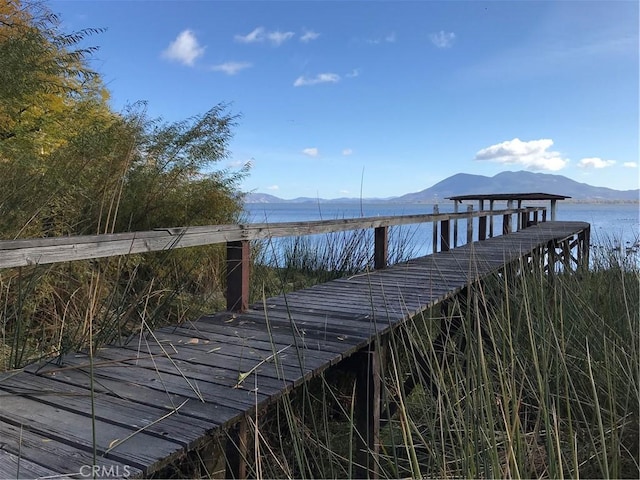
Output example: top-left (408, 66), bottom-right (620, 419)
top-left (386, 244), bottom-right (638, 478)
top-left (0, 246), bottom-right (229, 370)
top-left (251, 224), bottom-right (421, 300)
top-left (227, 240), bottom-right (638, 479)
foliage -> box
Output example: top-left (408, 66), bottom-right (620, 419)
top-left (0, 0), bottom-right (248, 367)
top-left (216, 245), bottom-right (639, 479)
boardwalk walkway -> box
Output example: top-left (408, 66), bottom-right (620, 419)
top-left (0, 220), bottom-right (588, 479)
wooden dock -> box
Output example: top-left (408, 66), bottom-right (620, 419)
top-left (0, 213), bottom-right (590, 479)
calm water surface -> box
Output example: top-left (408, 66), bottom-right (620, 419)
top-left (244, 202), bottom-right (639, 258)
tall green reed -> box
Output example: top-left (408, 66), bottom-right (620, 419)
top-left (227, 236), bottom-right (638, 479)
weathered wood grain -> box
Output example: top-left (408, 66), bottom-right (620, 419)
top-left (0, 208), bottom-right (547, 268)
top-left (0, 394), bottom-right (182, 470)
top-left (0, 220), bottom-right (589, 478)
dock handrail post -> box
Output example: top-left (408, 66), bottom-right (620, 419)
top-left (517, 200), bottom-right (523, 230)
top-left (440, 218), bottom-right (450, 252)
top-left (551, 199), bottom-right (558, 221)
top-left (226, 240), bottom-right (250, 312)
top-left (374, 226), bottom-right (388, 269)
top-left (503, 200), bottom-right (513, 235)
top-left (489, 199), bottom-right (494, 237)
top-left (453, 200), bottom-right (459, 247)
top-left (432, 205), bottom-right (439, 253)
top-left (466, 204), bottom-right (473, 244)
top-left (479, 214), bottom-right (487, 241)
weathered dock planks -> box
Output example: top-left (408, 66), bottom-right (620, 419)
top-left (0, 220), bottom-right (589, 478)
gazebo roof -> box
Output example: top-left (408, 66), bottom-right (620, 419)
top-left (446, 193), bottom-right (570, 202)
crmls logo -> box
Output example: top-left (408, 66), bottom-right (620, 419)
top-left (79, 464), bottom-right (133, 478)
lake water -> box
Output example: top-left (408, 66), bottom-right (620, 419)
top-left (244, 202), bottom-right (639, 261)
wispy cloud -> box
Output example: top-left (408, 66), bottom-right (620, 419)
top-left (578, 157), bottom-right (616, 168)
top-left (475, 138), bottom-right (568, 171)
top-left (300, 30), bottom-right (320, 43)
top-left (162, 29), bottom-right (205, 66)
top-left (623, 162), bottom-right (638, 168)
top-left (210, 61), bottom-right (252, 75)
top-left (346, 69), bottom-right (360, 78)
top-left (235, 27), bottom-right (264, 44)
top-left (367, 32), bottom-right (396, 45)
top-left (342, 148), bottom-right (353, 156)
top-left (267, 30), bottom-right (295, 46)
top-left (235, 26), bottom-right (295, 46)
top-left (302, 147), bottom-right (319, 157)
top-left (429, 30), bottom-right (456, 48)
top-left (294, 73), bottom-right (340, 87)
top-left (228, 158), bottom-right (253, 169)
top-left (267, 185), bottom-right (279, 190)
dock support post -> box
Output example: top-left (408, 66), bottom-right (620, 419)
top-left (561, 238), bottom-right (572, 272)
top-left (225, 415), bottom-right (249, 479)
top-left (546, 240), bottom-right (556, 274)
top-left (374, 226), bottom-right (388, 270)
top-left (551, 199), bottom-right (557, 221)
top-left (227, 240), bottom-right (250, 312)
top-left (353, 340), bottom-right (386, 479)
top-left (578, 226), bottom-right (590, 271)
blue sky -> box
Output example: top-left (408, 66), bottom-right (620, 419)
top-left (52, 1), bottom-right (639, 199)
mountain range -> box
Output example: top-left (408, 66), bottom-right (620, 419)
top-left (246, 171), bottom-right (639, 203)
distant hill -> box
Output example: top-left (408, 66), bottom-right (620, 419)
top-left (244, 193), bottom-right (393, 204)
top-left (245, 171), bottom-right (639, 203)
top-left (395, 171), bottom-right (639, 202)
top-left (243, 193), bottom-right (284, 203)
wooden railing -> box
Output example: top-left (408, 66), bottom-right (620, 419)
top-left (0, 204), bottom-right (548, 311)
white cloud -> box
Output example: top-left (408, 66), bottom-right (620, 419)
top-left (342, 148), bottom-right (353, 156)
top-left (162, 30), bottom-right (205, 66)
top-left (346, 69), bottom-right (360, 78)
top-left (267, 185), bottom-right (279, 191)
top-left (300, 30), bottom-right (320, 43)
top-left (235, 27), bottom-right (294, 46)
top-left (235, 27), bottom-right (265, 44)
top-left (210, 61), bottom-right (252, 75)
top-left (430, 30), bottom-right (456, 48)
top-left (577, 157), bottom-right (616, 168)
top-left (302, 147), bottom-right (319, 157)
top-left (475, 138), bottom-right (569, 171)
top-left (293, 73), bottom-right (340, 87)
top-left (623, 162), bottom-right (638, 168)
